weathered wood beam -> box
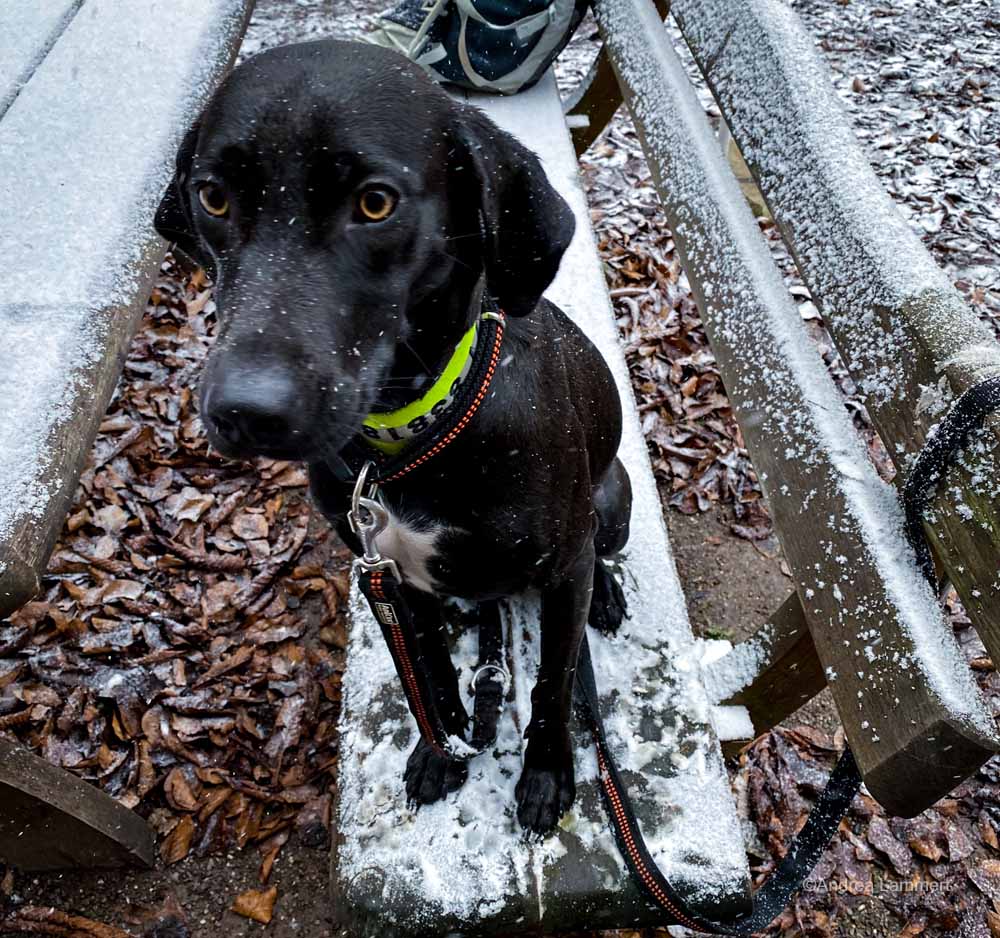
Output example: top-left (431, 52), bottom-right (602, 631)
top-left (671, 0), bottom-right (1000, 664)
top-left (562, 0), bottom-right (669, 155)
top-left (0, 737), bottom-right (154, 870)
top-left (593, 0), bottom-right (998, 817)
top-left (705, 592), bottom-right (826, 738)
top-left (563, 46), bottom-right (623, 156)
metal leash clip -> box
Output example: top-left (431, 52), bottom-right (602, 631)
top-left (348, 461), bottom-right (402, 582)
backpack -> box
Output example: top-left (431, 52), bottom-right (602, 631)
top-left (369, 0), bottom-right (589, 95)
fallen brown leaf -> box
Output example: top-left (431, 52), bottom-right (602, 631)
top-left (231, 886), bottom-right (278, 925)
top-left (161, 816), bottom-right (195, 865)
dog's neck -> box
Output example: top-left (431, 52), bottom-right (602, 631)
top-left (377, 280), bottom-right (485, 412)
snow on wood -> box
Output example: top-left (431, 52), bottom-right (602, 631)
top-left (593, 0), bottom-right (997, 816)
top-left (0, 0), bottom-right (80, 117)
top-left (332, 72), bottom-right (751, 935)
top-left (0, 0), bottom-right (251, 613)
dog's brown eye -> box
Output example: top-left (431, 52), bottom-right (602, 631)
top-left (357, 187), bottom-right (396, 222)
top-left (198, 184), bottom-right (229, 218)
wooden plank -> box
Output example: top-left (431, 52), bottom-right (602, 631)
top-left (671, 0), bottom-right (1000, 668)
top-left (564, 0), bottom-right (670, 155)
top-left (593, 0), bottom-right (998, 817)
top-left (0, 0), bottom-right (81, 118)
top-left (0, 737), bottom-right (154, 870)
top-left (0, 0), bottom-right (254, 619)
top-left (563, 46), bottom-right (623, 155)
top-left (331, 71), bottom-right (751, 937)
top-left (705, 593), bottom-right (826, 740)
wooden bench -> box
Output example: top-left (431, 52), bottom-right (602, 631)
top-left (0, 0), bottom-right (253, 870)
top-left (333, 0), bottom-right (999, 934)
top-left (573, 0), bottom-right (1000, 818)
top-left (330, 69), bottom-right (753, 935)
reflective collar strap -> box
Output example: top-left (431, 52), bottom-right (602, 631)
top-left (360, 315), bottom-right (483, 455)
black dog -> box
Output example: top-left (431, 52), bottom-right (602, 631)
top-left (155, 39), bottom-right (631, 834)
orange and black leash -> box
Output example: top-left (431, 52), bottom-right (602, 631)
top-left (574, 634), bottom-right (862, 933)
top-left (348, 298), bottom-right (511, 759)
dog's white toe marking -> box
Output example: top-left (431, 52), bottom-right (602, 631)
top-left (373, 508), bottom-right (444, 593)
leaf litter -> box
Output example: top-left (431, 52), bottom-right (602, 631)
top-left (2, 0), bottom-right (999, 935)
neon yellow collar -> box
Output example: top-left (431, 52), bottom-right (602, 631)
top-left (360, 319), bottom-right (480, 455)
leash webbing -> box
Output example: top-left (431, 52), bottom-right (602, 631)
top-left (358, 567), bottom-right (508, 759)
top-left (574, 634), bottom-right (862, 933)
top-left (902, 374), bottom-right (1000, 584)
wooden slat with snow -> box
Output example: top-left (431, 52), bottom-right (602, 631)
top-left (704, 593), bottom-right (826, 749)
top-left (0, 0), bottom-right (254, 620)
top-left (330, 72), bottom-right (752, 937)
top-left (671, 0), bottom-right (1000, 666)
top-left (0, 0), bottom-right (80, 117)
top-left (593, 0), bottom-right (999, 816)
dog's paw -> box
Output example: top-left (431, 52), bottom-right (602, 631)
top-left (589, 560), bottom-right (628, 635)
top-left (404, 739), bottom-right (468, 805)
top-left (515, 762), bottom-right (575, 835)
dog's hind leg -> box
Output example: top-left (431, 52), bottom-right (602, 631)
top-left (589, 457), bottom-right (631, 635)
top-left (402, 590), bottom-right (470, 805)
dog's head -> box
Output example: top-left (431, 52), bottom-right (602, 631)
top-left (155, 40), bottom-right (574, 463)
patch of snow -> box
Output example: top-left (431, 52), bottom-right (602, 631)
top-left (710, 705), bottom-right (754, 742)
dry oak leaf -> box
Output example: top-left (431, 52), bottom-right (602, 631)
top-left (161, 815), bottom-right (196, 865)
top-left (231, 886), bottom-right (278, 925)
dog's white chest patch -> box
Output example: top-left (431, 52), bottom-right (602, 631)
top-left (373, 508), bottom-right (444, 594)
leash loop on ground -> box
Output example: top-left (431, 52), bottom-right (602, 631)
top-left (574, 633), bottom-right (863, 934)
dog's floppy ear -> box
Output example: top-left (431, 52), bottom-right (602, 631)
top-left (449, 108), bottom-right (575, 318)
top-left (154, 119), bottom-right (215, 277)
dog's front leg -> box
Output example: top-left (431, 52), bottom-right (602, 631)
top-left (403, 588), bottom-right (471, 805)
top-left (516, 540), bottom-right (595, 834)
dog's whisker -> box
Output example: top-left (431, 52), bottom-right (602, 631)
top-left (440, 250), bottom-right (479, 273)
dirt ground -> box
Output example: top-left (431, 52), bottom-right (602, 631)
top-left (2, 0), bottom-right (998, 937)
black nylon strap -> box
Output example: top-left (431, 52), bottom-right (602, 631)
top-left (575, 634), bottom-right (862, 934)
top-left (469, 599), bottom-right (508, 751)
top-left (358, 568), bottom-right (506, 759)
top-left (903, 374), bottom-right (1000, 585)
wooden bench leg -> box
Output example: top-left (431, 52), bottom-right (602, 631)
top-left (563, 0), bottom-right (670, 155)
top-left (0, 738), bottom-right (154, 871)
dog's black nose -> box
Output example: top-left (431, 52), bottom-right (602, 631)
top-left (204, 369), bottom-right (304, 453)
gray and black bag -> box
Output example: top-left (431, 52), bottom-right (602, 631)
top-left (369, 0), bottom-right (589, 95)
